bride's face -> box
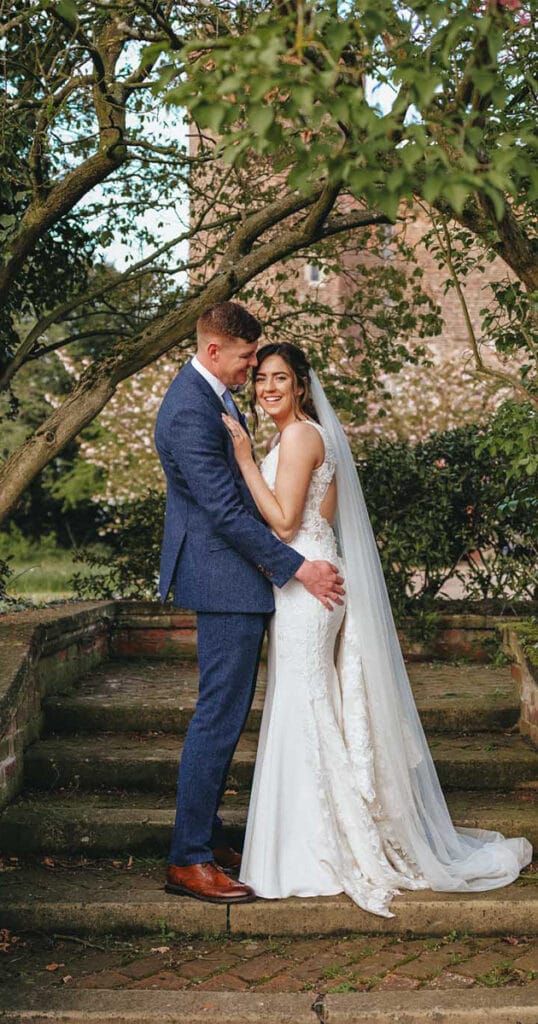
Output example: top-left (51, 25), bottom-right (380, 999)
top-left (254, 354), bottom-right (298, 422)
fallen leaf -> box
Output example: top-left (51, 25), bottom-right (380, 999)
top-left (0, 929), bottom-right (20, 954)
top-left (224, 789), bottom-right (238, 796)
top-left (42, 857), bottom-right (55, 868)
top-left (127, 855), bottom-right (134, 870)
top-left (150, 946), bottom-right (170, 954)
top-left (45, 963), bottom-right (65, 972)
top-left (62, 975), bottom-right (73, 984)
top-left (503, 936), bottom-right (520, 945)
top-left (111, 861), bottom-right (122, 868)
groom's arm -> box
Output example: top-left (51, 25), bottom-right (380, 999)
top-left (167, 405), bottom-right (304, 587)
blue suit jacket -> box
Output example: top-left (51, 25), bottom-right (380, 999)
top-left (154, 359), bottom-right (304, 612)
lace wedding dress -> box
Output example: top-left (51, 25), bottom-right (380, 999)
top-left (239, 414), bottom-right (532, 917)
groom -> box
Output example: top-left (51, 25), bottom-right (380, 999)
top-left (155, 301), bottom-right (344, 903)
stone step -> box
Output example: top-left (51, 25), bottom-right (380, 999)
top-left (43, 659), bottom-right (520, 736)
top-left (23, 731), bottom-right (538, 794)
top-left (1, 790), bottom-right (536, 857)
top-left (1, 860), bottom-right (537, 938)
top-left (3, 989), bottom-right (538, 1024)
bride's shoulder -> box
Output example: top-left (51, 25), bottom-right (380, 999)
top-left (279, 420), bottom-right (324, 453)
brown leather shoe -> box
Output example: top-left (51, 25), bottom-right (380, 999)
top-left (213, 845), bottom-right (242, 871)
top-left (165, 862), bottom-right (256, 904)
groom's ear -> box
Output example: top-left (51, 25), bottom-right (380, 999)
top-left (205, 337), bottom-right (221, 358)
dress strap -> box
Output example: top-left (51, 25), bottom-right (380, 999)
top-left (301, 419), bottom-right (326, 438)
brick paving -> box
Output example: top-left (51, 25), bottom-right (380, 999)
top-left (1, 930), bottom-right (537, 996)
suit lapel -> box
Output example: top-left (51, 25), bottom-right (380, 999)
top-left (184, 361), bottom-right (252, 438)
top-left (181, 360), bottom-right (261, 516)
top-left (183, 359), bottom-right (228, 419)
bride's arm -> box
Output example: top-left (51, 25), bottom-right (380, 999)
top-left (223, 417), bottom-right (322, 543)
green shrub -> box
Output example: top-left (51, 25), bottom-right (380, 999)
top-left (71, 490), bottom-right (165, 600)
top-left (71, 416), bottom-right (537, 616)
top-left (360, 419), bottom-right (537, 620)
top-left (0, 523), bottom-right (60, 561)
top-left (511, 620), bottom-right (538, 670)
top-left (0, 556), bottom-right (14, 605)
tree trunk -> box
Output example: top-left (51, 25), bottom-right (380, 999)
top-left (455, 198), bottom-right (538, 294)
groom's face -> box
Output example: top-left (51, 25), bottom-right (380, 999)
top-left (210, 336), bottom-right (259, 387)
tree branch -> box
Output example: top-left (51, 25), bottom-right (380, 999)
top-left (0, 211), bottom-right (242, 391)
top-left (0, 189), bottom-right (384, 522)
top-left (430, 209), bottom-right (538, 409)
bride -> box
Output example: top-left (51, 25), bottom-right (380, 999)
top-left (222, 342), bottom-right (532, 917)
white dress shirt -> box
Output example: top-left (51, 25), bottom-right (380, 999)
top-left (191, 355), bottom-right (227, 401)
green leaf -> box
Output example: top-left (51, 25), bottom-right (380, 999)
top-left (483, 185), bottom-right (505, 222)
top-left (216, 73), bottom-right (244, 96)
top-left (249, 77), bottom-right (275, 103)
top-left (470, 68), bottom-right (497, 95)
top-left (422, 174), bottom-right (444, 203)
top-left (331, 97), bottom-right (350, 124)
top-left (163, 85), bottom-right (186, 107)
top-left (375, 190), bottom-right (400, 221)
top-left (347, 168), bottom-right (376, 193)
top-left (401, 143), bottom-right (423, 171)
top-left (220, 136), bottom-right (251, 166)
top-left (326, 21), bottom-right (350, 54)
top-left (55, 0), bottom-right (78, 22)
top-left (290, 85), bottom-right (314, 114)
top-left (248, 105), bottom-right (274, 137)
top-left (386, 168), bottom-right (406, 191)
top-left (157, 64), bottom-right (176, 90)
top-left (443, 182), bottom-right (470, 215)
top-left (193, 101), bottom-right (228, 132)
top-left (142, 41), bottom-right (170, 70)
top-left (487, 27), bottom-right (504, 63)
top-left (413, 73), bottom-right (442, 107)
top-left (287, 162), bottom-right (313, 193)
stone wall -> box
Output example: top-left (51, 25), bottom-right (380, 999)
top-left (503, 625), bottom-right (538, 748)
top-left (0, 603), bottom-right (115, 811)
top-left (1, 602), bottom-right (536, 811)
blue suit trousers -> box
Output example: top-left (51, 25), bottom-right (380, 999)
top-left (169, 611), bottom-right (268, 866)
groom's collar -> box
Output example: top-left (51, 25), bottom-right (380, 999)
top-left (184, 357), bottom-right (249, 432)
top-left (191, 355), bottom-right (227, 399)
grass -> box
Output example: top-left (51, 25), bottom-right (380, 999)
top-left (6, 548), bottom-right (106, 604)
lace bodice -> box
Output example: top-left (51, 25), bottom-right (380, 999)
top-left (260, 421), bottom-right (337, 547)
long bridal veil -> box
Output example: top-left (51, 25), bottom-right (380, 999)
top-left (310, 371), bottom-right (532, 892)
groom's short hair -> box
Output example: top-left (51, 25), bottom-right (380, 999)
top-left (197, 302), bottom-right (262, 345)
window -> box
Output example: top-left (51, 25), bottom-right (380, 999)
top-left (305, 263), bottom-right (326, 286)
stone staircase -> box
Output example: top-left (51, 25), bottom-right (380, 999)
top-left (1, 639), bottom-right (537, 1022)
top-left (1, 652), bottom-right (537, 930)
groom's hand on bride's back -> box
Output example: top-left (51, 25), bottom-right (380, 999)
top-left (295, 561), bottom-right (345, 611)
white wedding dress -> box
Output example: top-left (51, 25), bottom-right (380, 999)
top-left (240, 411), bottom-right (532, 917)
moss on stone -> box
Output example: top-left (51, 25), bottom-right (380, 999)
top-left (512, 619), bottom-right (538, 669)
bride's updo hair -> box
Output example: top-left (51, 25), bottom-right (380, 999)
top-left (250, 342), bottom-right (319, 432)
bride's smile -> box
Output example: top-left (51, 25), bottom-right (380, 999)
top-left (255, 354), bottom-right (298, 428)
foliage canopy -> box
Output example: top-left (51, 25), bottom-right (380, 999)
top-left (0, 0), bottom-right (536, 528)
